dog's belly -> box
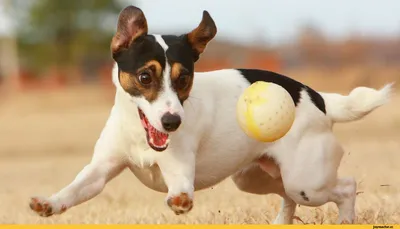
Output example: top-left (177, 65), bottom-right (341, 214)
top-left (128, 160), bottom-right (249, 193)
top-left (232, 163), bottom-right (284, 195)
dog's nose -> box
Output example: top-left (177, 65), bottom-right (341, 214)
top-left (161, 112), bottom-right (182, 132)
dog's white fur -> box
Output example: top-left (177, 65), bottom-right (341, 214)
top-left (30, 35), bottom-right (392, 224)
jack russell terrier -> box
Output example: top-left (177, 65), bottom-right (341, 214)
top-left (29, 5), bottom-right (393, 224)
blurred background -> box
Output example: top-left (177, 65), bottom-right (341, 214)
top-left (1, 0), bottom-right (399, 91)
top-left (0, 0), bottom-right (399, 224)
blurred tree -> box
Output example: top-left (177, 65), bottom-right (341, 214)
top-left (296, 23), bottom-right (328, 67)
top-left (14, 0), bottom-right (127, 76)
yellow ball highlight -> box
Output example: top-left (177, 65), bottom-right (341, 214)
top-left (236, 81), bottom-right (296, 142)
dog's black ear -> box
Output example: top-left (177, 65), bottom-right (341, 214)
top-left (111, 6), bottom-right (148, 56)
top-left (187, 10), bottom-right (217, 61)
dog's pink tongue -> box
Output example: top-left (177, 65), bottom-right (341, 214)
top-left (150, 126), bottom-right (168, 147)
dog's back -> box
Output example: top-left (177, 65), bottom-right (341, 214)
top-left (183, 68), bottom-right (392, 187)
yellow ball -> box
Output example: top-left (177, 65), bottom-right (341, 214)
top-left (236, 81), bottom-right (296, 142)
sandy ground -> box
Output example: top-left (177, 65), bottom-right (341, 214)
top-left (0, 85), bottom-right (399, 224)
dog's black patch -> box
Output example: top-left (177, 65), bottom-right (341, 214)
top-left (115, 35), bottom-right (166, 76)
top-left (114, 34), bottom-right (197, 103)
top-left (300, 191), bottom-right (310, 201)
top-left (162, 35), bottom-right (197, 72)
top-left (114, 35), bottom-right (167, 98)
top-left (305, 86), bottom-right (326, 113)
top-left (162, 35), bottom-right (197, 105)
top-left (238, 69), bottom-right (326, 113)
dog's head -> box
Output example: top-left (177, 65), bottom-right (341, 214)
top-left (111, 6), bottom-right (217, 152)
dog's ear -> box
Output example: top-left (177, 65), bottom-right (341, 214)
top-left (111, 6), bottom-right (148, 56)
top-left (187, 10), bottom-right (217, 61)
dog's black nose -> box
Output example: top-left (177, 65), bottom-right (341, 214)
top-left (161, 113), bottom-right (181, 132)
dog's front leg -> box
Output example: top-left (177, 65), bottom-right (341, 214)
top-left (29, 116), bottom-right (127, 217)
top-left (157, 149), bottom-right (195, 215)
top-left (29, 155), bottom-right (126, 217)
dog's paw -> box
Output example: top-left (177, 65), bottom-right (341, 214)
top-left (166, 193), bottom-right (193, 215)
top-left (29, 197), bottom-right (67, 217)
top-left (339, 219), bottom-right (354, 224)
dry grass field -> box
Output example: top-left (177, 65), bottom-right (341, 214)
top-left (0, 83), bottom-right (399, 224)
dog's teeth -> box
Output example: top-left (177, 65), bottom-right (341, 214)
top-left (165, 139), bottom-right (170, 145)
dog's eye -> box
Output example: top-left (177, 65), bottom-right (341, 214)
top-left (176, 75), bottom-right (189, 89)
top-left (138, 73), bottom-right (152, 85)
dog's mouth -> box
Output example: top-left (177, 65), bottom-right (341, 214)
top-left (138, 109), bottom-right (169, 152)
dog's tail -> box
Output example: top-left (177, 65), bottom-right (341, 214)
top-left (320, 83), bottom-right (394, 123)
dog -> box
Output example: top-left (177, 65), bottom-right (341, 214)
top-left (29, 5), bottom-right (393, 224)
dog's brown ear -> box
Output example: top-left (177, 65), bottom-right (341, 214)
top-left (111, 6), bottom-right (148, 55)
top-left (187, 10), bottom-right (217, 61)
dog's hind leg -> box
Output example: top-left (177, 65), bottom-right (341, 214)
top-left (278, 132), bottom-right (357, 224)
top-left (231, 163), bottom-right (296, 224)
top-left (273, 197), bottom-right (296, 224)
top-left (329, 177), bottom-right (357, 224)
top-left (284, 176), bottom-right (357, 224)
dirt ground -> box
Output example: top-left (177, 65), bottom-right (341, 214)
top-left (0, 84), bottom-right (399, 224)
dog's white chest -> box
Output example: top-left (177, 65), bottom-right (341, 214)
top-left (127, 137), bottom-right (159, 168)
top-left (119, 115), bottom-right (159, 168)
top-left (128, 163), bottom-right (168, 193)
